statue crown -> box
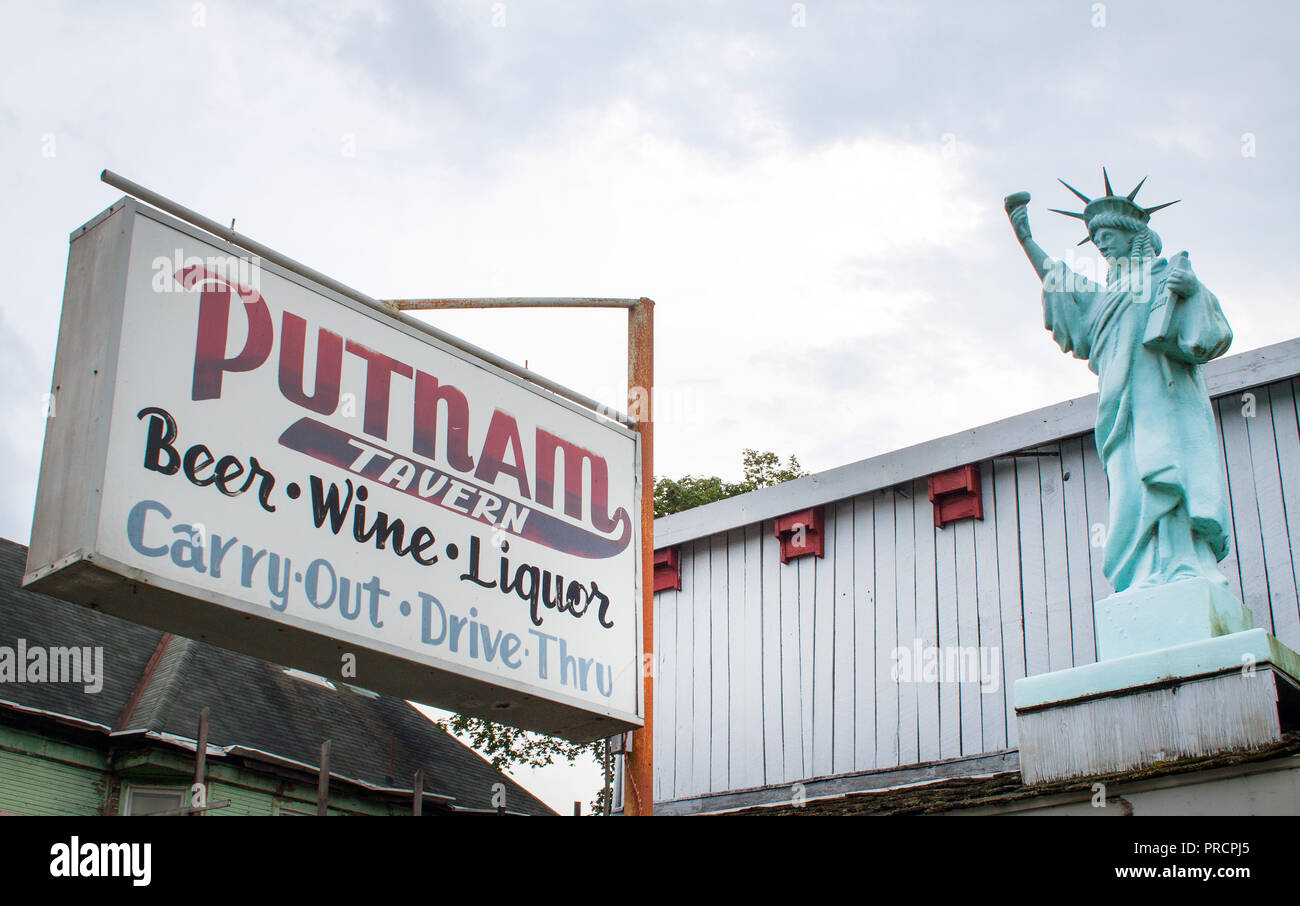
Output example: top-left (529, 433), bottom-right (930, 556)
top-left (1050, 169), bottom-right (1179, 246)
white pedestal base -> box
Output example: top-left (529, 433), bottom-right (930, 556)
top-left (1014, 629), bottom-right (1300, 785)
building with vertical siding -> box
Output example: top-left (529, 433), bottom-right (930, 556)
top-left (0, 537), bottom-right (555, 816)
top-left (629, 338), bottom-right (1300, 815)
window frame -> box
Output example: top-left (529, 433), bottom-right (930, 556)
top-left (122, 784), bottom-right (188, 816)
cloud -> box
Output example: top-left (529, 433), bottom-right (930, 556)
top-left (0, 310), bottom-right (48, 542)
top-left (1, 0), bottom-right (1297, 511)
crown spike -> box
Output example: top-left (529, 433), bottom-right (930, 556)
top-left (1058, 179), bottom-right (1091, 204)
top-left (1142, 199), bottom-right (1180, 215)
top-left (1102, 167), bottom-right (1114, 196)
top-left (1127, 176), bottom-right (1147, 201)
top-left (1049, 208), bottom-right (1089, 220)
top-left (1076, 236), bottom-right (1093, 246)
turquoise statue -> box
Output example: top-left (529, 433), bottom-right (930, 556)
top-left (1005, 171), bottom-right (1252, 659)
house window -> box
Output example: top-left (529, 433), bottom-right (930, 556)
top-left (123, 786), bottom-right (187, 816)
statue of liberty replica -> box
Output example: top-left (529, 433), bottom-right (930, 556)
top-left (1004, 172), bottom-right (1252, 660)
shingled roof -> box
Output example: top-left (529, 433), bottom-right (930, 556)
top-left (0, 537), bottom-right (556, 815)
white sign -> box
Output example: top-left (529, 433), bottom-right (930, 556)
top-left (25, 199), bottom-right (642, 742)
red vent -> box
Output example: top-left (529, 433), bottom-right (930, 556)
top-left (774, 506), bottom-right (825, 564)
top-left (928, 464), bottom-right (984, 528)
top-left (653, 547), bottom-right (681, 593)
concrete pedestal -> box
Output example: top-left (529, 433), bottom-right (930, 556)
top-left (1094, 577), bottom-right (1253, 660)
top-left (1015, 629), bottom-right (1300, 785)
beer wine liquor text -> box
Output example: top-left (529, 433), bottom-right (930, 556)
top-left (93, 217), bottom-right (639, 716)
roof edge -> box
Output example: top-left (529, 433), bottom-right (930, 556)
top-left (0, 696), bottom-right (114, 734)
top-left (656, 336), bottom-right (1300, 546)
top-left (0, 699), bottom-right (461, 804)
top-left (114, 730), bottom-right (461, 803)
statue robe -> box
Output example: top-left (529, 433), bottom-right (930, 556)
top-left (1042, 256), bottom-right (1233, 593)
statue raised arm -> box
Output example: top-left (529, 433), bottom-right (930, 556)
top-left (1004, 191), bottom-right (1053, 280)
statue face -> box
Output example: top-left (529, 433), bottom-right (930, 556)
top-left (1092, 227), bottom-right (1133, 260)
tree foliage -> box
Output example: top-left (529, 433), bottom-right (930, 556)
top-left (655, 448), bottom-right (808, 517)
top-left (439, 448), bottom-right (806, 813)
top-left (432, 712), bottom-right (614, 815)
top-left (434, 711), bottom-right (589, 771)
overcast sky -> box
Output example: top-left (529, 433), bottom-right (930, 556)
top-left (2, 0), bottom-right (1296, 811)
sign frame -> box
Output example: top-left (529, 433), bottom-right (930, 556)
top-left (24, 196), bottom-right (644, 744)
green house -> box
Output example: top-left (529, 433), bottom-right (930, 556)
top-left (0, 538), bottom-right (555, 816)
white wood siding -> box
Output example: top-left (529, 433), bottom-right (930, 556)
top-left (653, 376), bottom-right (1300, 804)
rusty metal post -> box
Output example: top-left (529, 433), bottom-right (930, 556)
top-left (317, 740), bottom-right (331, 816)
top-left (192, 706), bottom-right (209, 817)
top-left (625, 298), bottom-right (654, 815)
top-left (374, 292), bottom-right (655, 812)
